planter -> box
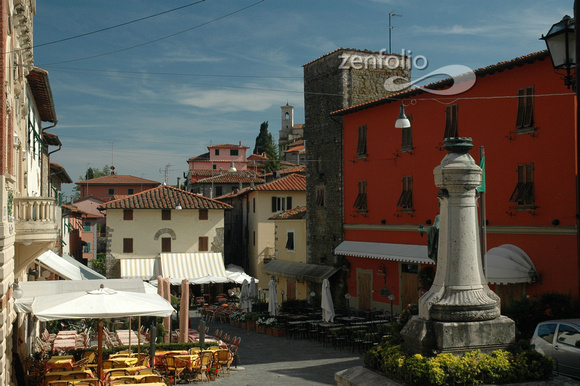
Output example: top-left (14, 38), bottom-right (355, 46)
top-left (208, 374), bottom-right (216, 381)
top-left (272, 327), bottom-right (285, 337)
top-left (230, 318), bottom-right (236, 326)
top-left (240, 321), bottom-right (248, 330)
top-left (266, 327), bottom-right (273, 335)
top-left (247, 319), bottom-right (256, 331)
top-left (256, 325), bottom-right (266, 334)
top-left (234, 320), bottom-right (241, 328)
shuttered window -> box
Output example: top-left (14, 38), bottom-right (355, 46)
top-left (516, 86), bottom-right (534, 129)
top-left (123, 238), bottom-right (133, 253)
top-left (397, 175), bottom-right (413, 209)
top-left (444, 104), bottom-right (458, 139)
top-left (509, 163), bottom-right (534, 207)
top-left (199, 236), bottom-right (209, 252)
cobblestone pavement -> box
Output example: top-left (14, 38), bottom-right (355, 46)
top-left (182, 316), bottom-right (364, 385)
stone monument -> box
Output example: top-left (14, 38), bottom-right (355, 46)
top-left (401, 137), bottom-right (516, 355)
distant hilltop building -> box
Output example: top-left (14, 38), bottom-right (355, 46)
top-left (279, 103), bottom-right (304, 160)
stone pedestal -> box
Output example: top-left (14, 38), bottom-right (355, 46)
top-left (401, 138), bottom-right (515, 356)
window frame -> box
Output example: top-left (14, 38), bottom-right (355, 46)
top-left (123, 238), bottom-right (133, 253)
top-left (356, 124), bottom-right (367, 157)
top-left (316, 186), bottom-right (325, 207)
top-left (199, 236), bottom-right (209, 252)
top-left (272, 196), bottom-right (292, 212)
top-left (396, 175), bottom-right (414, 211)
top-left (353, 180), bottom-right (367, 212)
top-left (161, 237), bottom-right (172, 253)
top-left (108, 188), bottom-right (115, 195)
top-left (162, 209), bottom-right (171, 221)
top-left (128, 188), bottom-right (134, 195)
top-left (509, 163), bottom-right (535, 208)
top-left (123, 209), bottom-right (133, 221)
top-left (444, 104), bottom-right (458, 139)
top-left (83, 221), bottom-right (91, 232)
top-left (199, 208), bottom-right (209, 220)
top-left (230, 149), bottom-right (239, 156)
top-left (516, 86), bottom-right (535, 130)
top-left (285, 230), bottom-right (295, 252)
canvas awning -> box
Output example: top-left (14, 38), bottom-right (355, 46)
top-left (15, 278), bottom-right (148, 313)
top-left (160, 253), bottom-right (229, 285)
top-left (61, 253), bottom-right (105, 280)
top-left (262, 259), bottom-right (338, 283)
top-left (334, 241), bottom-right (435, 265)
top-left (119, 258), bottom-right (161, 281)
top-left (484, 244), bottom-right (537, 285)
top-left (37, 250), bottom-right (83, 280)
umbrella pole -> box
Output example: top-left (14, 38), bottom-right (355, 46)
top-left (138, 316), bottom-right (141, 356)
top-left (128, 317), bottom-right (132, 353)
top-left (98, 319), bottom-right (103, 381)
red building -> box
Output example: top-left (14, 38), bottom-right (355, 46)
top-left (76, 174), bottom-right (160, 202)
top-left (332, 51), bottom-right (578, 314)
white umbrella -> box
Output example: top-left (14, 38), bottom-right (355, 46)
top-left (31, 284), bottom-right (174, 381)
top-left (268, 278), bottom-right (279, 316)
top-left (240, 279), bottom-right (250, 312)
top-left (189, 275), bottom-right (230, 285)
top-left (250, 277), bottom-right (258, 311)
top-left (321, 278), bottom-right (335, 323)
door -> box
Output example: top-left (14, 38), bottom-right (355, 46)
top-left (401, 264), bottom-right (419, 309)
top-left (286, 279), bottom-right (296, 300)
top-left (357, 272), bottom-right (371, 310)
top-left (553, 322), bottom-right (580, 378)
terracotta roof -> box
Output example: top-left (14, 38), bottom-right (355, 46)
top-left (50, 163), bottom-right (72, 183)
top-left (189, 170), bottom-right (218, 177)
top-left (331, 50), bottom-right (551, 116)
top-left (62, 204), bottom-right (88, 214)
top-left (112, 195), bottom-right (129, 200)
top-left (269, 206), bottom-right (307, 220)
top-left (98, 185), bottom-right (232, 210)
top-left (187, 152), bottom-right (210, 162)
top-left (215, 186), bottom-right (253, 200)
top-left (263, 164), bottom-right (306, 177)
top-left (27, 68), bottom-right (57, 123)
top-left (248, 153), bottom-right (268, 160)
top-left (303, 47), bottom-right (405, 67)
top-left (43, 132), bottom-right (61, 146)
top-left (253, 173), bottom-right (306, 191)
top-left (285, 145), bottom-right (305, 153)
top-left (193, 171), bottom-right (264, 184)
top-left (207, 143), bottom-right (250, 149)
top-left (75, 174), bottom-right (160, 186)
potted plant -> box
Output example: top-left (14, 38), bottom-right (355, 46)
top-left (246, 312), bottom-right (259, 330)
top-left (256, 317), bottom-right (268, 334)
top-left (271, 321), bottom-right (286, 337)
top-left (207, 366), bottom-right (218, 381)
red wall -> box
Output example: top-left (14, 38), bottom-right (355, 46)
top-left (342, 54), bottom-right (578, 301)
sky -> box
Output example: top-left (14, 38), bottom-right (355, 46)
top-left (32, 0), bottom-right (572, 199)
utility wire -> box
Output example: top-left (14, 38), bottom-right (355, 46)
top-left (34, 0), bottom-right (208, 48)
top-left (38, 0), bottom-right (266, 66)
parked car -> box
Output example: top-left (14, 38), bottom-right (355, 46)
top-left (531, 319), bottom-right (580, 379)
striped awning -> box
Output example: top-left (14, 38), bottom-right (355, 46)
top-left (160, 253), bottom-right (228, 285)
top-left (37, 250), bottom-right (83, 280)
top-left (119, 258), bottom-right (161, 280)
top-left (262, 260), bottom-right (338, 283)
top-left (484, 244), bottom-right (537, 285)
top-left (334, 241), bottom-right (434, 265)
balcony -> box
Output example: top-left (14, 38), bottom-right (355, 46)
top-left (14, 196), bottom-right (59, 245)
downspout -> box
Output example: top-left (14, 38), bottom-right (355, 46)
top-left (43, 122), bottom-right (62, 156)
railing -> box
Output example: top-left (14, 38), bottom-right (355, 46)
top-left (14, 196), bottom-right (57, 222)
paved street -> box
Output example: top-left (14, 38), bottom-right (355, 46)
top-left (184, 315), bottom-right (364, 385)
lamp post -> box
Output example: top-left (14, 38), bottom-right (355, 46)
top-left (388, 294), bottom-right (394, 321)
top-left (541, 3), bottom-right (580, 298)
top-left (310, 291), bottom-right (316, 320)
top-left (345, 293), bottom-right (351, 317)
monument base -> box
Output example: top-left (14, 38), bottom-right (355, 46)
top-left (400, 315), bottom-right (517, 356)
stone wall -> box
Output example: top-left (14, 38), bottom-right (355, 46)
top-left (303, 49), bottom-right (410, 266)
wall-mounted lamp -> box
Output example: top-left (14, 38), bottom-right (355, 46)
top-left (394, 103), bottom-right (411, 129)
top-left (27, 268), bottom-right (39, 277)
top-left (175, 201), bottom-right (182, 210)
top-left (12, 279), bottom-right (24, 300)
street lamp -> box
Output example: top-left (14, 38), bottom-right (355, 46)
top-left (388, 294), bottom-right (395, 321)
top-left (344, 293), bottom-right (351, 317)
top-left (394, 103), bottom-right (411, 128)
top-left (541, 15), bottom-right (576, 88)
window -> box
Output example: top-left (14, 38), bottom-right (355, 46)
top-left (215, 149), bottom-right (220, 156)
top-left (162, 237), bottom-right (171, 252)
top-left (108, 188), bottom-right (115, 195)
top-left (199, 209), bottom-right (208, 220)
top-left (353, 180), bottom-right (367, 212)
top-left (272, 196), bottom-right (292, 212)
top-left (215, 186), bottom-right (223, 197)
top-left (397, 175), bottom-right (413, 210)
top-left (123, 209), bottom-right (133, 220)
top-left (212, 164), bottom-right (217, 170)
top-left (516, 86), bottom-right (534, 129)
top-left (538, 323), bottom-right (557, 344)
top-left (286, 231), bottom-right (295, 251)
top-left (509, 163), bottom-right (534, 207)
top-left (230, 149), bottom-right (239, 156)
top-left (444, 104), bottom-right (458, 139)
top-left (253, 231), bottom-right (256, 246)
top-left (402, 114), bottom-right (412, 150)
top-left (123, 238), bottom-right (133, 253)
top-left (316, 187), bottom-right (325, 207)
top-left (252, 198), bottom-right (256, 213)
top-left (83, 221), bottom-right (91, 232)
top-left (83, 242), bottom-right (91, 253)
top-left (557, 324), bottom-right (580, 347)
top-left (356, 124), bottom-right (367, 157)
top-left (128, 188), bottom-right (134, 195)
top-left (199, 236), bottom-right (209, 251)
top-left (162, 209), bottom-right (171, 220)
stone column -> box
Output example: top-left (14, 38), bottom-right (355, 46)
top-left (401, 137), bottom-right (515, 356)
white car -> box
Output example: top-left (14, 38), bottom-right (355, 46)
top-left (531, 319), bottom-right (580, 379)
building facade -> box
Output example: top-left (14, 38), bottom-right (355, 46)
top-left (333, 51), bottom-right (578, 314)
top-left (76, 174), bottom-right (160, 203)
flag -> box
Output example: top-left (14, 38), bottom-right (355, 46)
top-left (477, 155), bottom-right (486, 192)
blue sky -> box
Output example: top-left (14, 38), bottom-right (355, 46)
top-left (33, 0), bottom-right (571, 198)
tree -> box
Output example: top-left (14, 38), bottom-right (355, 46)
top-left (263, 137), bottom-right (281, 173)
top-left (254, 121), bottom-right (272, 155)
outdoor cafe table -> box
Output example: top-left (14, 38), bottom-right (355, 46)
top-left (102, 365), bottom-right (147, 375)
top-left (108, 373), bottom-right (164, 383)
top-left (152, 350), bottom-right (188, 366)
top-left (47, 379), bottom-right (99, 386)
top-left (108, 357), bottom-right (139, 367)
top-left (46, 369), bottom-right (94, 378)
top-left (45, 355), bottom-right (75, 370)
top-left (173, 354), bottom-right (201, 371)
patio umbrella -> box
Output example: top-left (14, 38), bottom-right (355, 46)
top-left (162, 278), bottom-right (171, 343)
top-left (179, 279), bottom-right (189, 343)
top-left (240, 279), bottom-right (250, 312)
top-left (189, 274), bottom-right (230, 285)
top-left (321, 278), bottom-right (335, 323)
top-left (31, 284), bottom-right (174, 381)
top-left (268, 278), bottom-right (279, 316)
top-left (250, 277), bottom-right (258, 312)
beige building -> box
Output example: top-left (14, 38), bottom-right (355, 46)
top-left (98, 185), bottom-right (232, 280)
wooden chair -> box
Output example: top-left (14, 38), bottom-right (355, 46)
top-left (138, 375), bottom-right (164, 383)
top-left (72, 379), bottom-right (99, 386)
top-left (163, 355), bottom-right (188, 382)
top-left (190, 351), bottom-right (214, 383)
top-left (105, 369), bottom-right (130, 381)
top-left (43, 373), bottom-right (61, 384)
top-left (215, 349), bottom-right (232, 376)
top-left (134, 368), bottom-right (160, 376)
top-left (102, 359), bottom-right (115, 370)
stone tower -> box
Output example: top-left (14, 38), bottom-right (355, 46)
top-left (303, 49), bottom-right (410, 267)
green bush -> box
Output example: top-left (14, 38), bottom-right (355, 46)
top-left (364, 342), bottom-right (554, 385)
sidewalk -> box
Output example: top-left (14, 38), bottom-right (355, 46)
top-left (184, 314), bottom-right (364, 385)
